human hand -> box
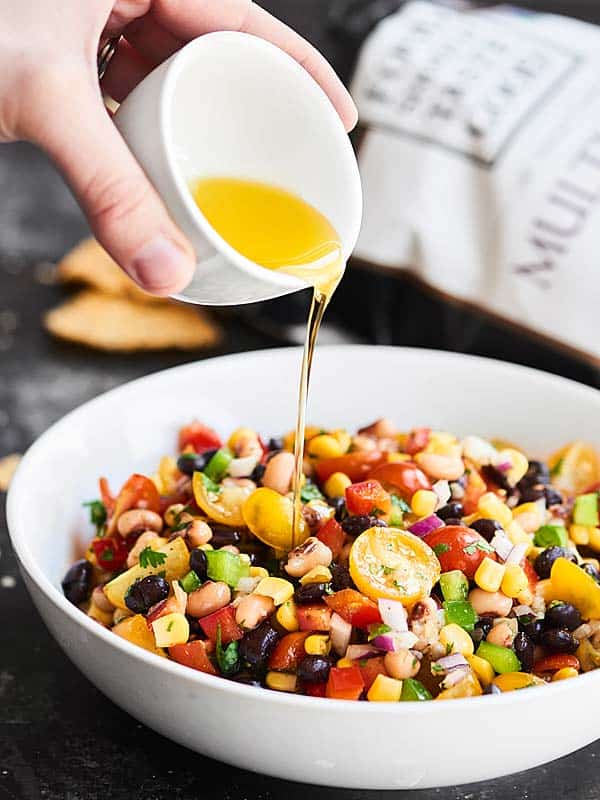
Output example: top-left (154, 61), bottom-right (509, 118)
top-left (1, 0), bottom-right (357, 295)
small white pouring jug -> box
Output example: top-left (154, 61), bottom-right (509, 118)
top-left (114, 31), bottom-right (363, 306)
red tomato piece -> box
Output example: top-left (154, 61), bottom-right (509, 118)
top-left (316, 518), bottom-right (346, 559)
top-left (268, 632), bottom-right (311, 670)
top-left (198, 605), bottom-right (243, 645)
top-left (296, 604), bottom-right (333, 632)
top-left (368, 461), bottom-right (431, 501)
top-left (107, 474), bottom-right (161, 535)
top-left (405, 428), bottom-right (431, 456)
top-left (178, 421), bottom-right (223, 454)
top-left (534, 654), bottom-right (580, 675)
top-left (315, 451), bottom-right (385, 483)
top-left (325, 589), bottom-right (382, 628)
top-left (169, 640), bottom-right (217, 675)
top-left (357, 655), bottom-right (388, 691)
top-left (345, 480), bottom-right (391, 517)
top-left (462, 461), bottom-right (487, 515)
top-left (303, 681), bottom-right (327, 698)
top-left (326, 665), bottom-right (365, 700)
top-left (423, 525), bottom-right (495, 580)
top-left (91, 537), bottom-right (128, 571)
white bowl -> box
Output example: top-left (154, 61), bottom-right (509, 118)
top-left (7, 346), bottom-right (600, 789)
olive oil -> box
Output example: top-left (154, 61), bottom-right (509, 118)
top-left (191, 177), bottom-right (344, 548)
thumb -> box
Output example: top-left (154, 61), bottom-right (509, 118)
top-left (39, 85), bottom-right (195, 296)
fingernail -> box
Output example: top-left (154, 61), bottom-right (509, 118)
top-left (130, 236), bottom-right (193, 294)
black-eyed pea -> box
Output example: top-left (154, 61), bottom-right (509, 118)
top-left (92, 584), bottom-right (115, 614)
top-left (487, 620), bottom-right (516, 648)
top-left (187, 581), bottom-right (231, 617)
top-left (164, 503), bottom-right (191, 528)
top-left (235, 594), bottom-right (275, 629)
top-left (384, 650), bottom-right (420, 680)
top-left (126, 531), bottom-right (163, 568)
top-left (187, 519), bottom-right (212, 547)
top-left (262, 451), bottom-right (296, 495)
top-left (284, 537), bottom-right (333, 578)
top-left (117, 508), bottom-right (163, 537)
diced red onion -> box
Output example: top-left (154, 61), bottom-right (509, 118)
top-left (441, 667), bottom-right (469, 688)
top-left (434, 653), bottom-right (469, 673)
top-left (345, 644), bottom-right (380, 661)
top-left (227, 454), bottom-right (258, 478)
top-left (409, 514), bottom-right (444, 538)
top-left (371, 634), bottom-right (397, 652)
top-left (505, 543), bottom-right (528, 565)
top-left (330, 612), bottom-right (352, 656)
top-left (490, 532), bottom-right (512, 561)
top-left (378, 598), bottom-right (408, 632)
top-left (433, 480), bottom-right (451, 508)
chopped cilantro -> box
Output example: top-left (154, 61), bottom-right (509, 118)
top-left (300, 480), bottom-right (324, 503)
top-left (382, 565), bottom-right (396, 575)
top-left (216, 625), bottom-right (240, 676)
top-left (431, 663), bottom-right (444, 674)
top-left (463, 541), bottom-right (494, 556)
top-left (83, 500), bottom-right (107, 534)
top-left (550, 458), bottom-right (563, 478)
top-left (368, 623), bottom-right (392, 641)
top-left (166, 620), bottom-right (174, 632)
top-left (393, 580), bottom-right (407, 592)
top-left (371, 506), bottom-right (385, 517)
top-left (445, 642), bottom-right (453, 655)
top-left (432, 543), bottom-right (451, 556)
top-left (138, 546), bottom-right (167, 569)
top-left (102, 547), bottom-right (114, 561)
top-left (171, 520), bottom-right (192, 533)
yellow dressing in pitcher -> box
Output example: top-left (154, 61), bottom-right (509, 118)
top-left (191, 177), bottom-right (344, 548)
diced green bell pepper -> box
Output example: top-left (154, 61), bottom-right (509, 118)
top-left (533, 524), bottom-right (568, 548)
top-left (573, 493), bottom-right (599, 527)
top-left (400, 678), bottom-right (432, 701)
top-left (180, 570), bottom-right (202, 594)
top-left (204, 448), bottom-right (234, 483)
top-left (205, 549), bottom-right (250, 588)
top-left (476, 641), bottom-right (521, 674)
top-left (439, 570), bottom-right (469, 602)
top-left (443, 600), bottom-right (478, 631)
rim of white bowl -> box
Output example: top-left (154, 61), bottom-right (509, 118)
top-left (7, 345), bottom-right (600, 713)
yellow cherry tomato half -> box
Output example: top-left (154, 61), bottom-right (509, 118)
top-left (548, 557), bottom-right (600, 620)
top-left (242, 487), bottom-right (306, 551)
top-left (548, 441), bottom-right (600, 495)
top-left (192, 472), bottom-right (253, 527)
top-left (349, 526), bottom-right (440, 605)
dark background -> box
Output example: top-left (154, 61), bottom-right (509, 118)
top-left (2, 2), bottom-right (600, 799)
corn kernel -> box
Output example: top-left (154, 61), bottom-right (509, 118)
top-left (475, 557), bottom-right (505, 593)
top-left (569, 525), bottom-right (591, 546)
top-left (478, 493), bottom-right (512, 529)
top-left (305, 634), bottom-right (331, 656)
top-left (299, 566), bottom-right (333, 586)
top-left (308, 434), bottom-right (344, 459)
top-left (466, 654), bottom-right (495, 687)
top-left (411, 489), bottom-right (438, 518)
top-left (87, 600), bottom-right (113, 627)
top-left (255, 577), bottom-right (294, 606)
top-left (501, 563), bottom-right (529, 599)
top-left (589, 528), bottom-right (600, 552)
top-left (493, 672), bottom-right (540, 692)
top-left (506, 520), bottom-right (533, 552)
top-left (266, 671), bottom-right (298, 692)
top-left (198, 543), bottom-right (214, 551)
top-left (337, 658), bottom-right (353, 668)
top-left (151, 612), bottom-right (190, 648)
top-left (426, 433), bottom-right (461, 458)
top-left (439, 623), bottom-right (474, 656)
top-left (367, 674), bottom-right (403, 702)
top-left (324, 471), bottom-right (352, 498)
top-left (512, 502), bottom-right (544, 534)
top-left (552, 667), bottom-right (579, 682)
top-left (387, 452), bottom-right (411, 463)
top-left (276, 599), bottom-right (299, 632)
top-left (250, 566), bottom-right (269, 579)
top-left (332, 429), bottom-right (351, 454)
top-left (158, 455), bottom-right (178, 495)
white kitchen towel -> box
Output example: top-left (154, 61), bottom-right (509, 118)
top-left (352, 1), bottom-right (600, 362)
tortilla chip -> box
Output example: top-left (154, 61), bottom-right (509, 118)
top-left (44, 290), bottom-right (221, 352)
top-left (57, 238), bottom-right (161, 303)
top-left (0, 453), bottom-right (22, 492)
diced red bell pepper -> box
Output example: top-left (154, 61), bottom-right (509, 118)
top-left (405, 428), bottom-right (431, 456)
top-left (91, 537), bottom-right (128, 571)
top-left (170, 640), bottom-right (217, 675)
top-left (303, 681), bottom-right (327, 698)
top-left (461, 461), bottom-right (487, 515)
top-left (268, 632), bottom-right (311, 670)
top-left (296, 604), bottom-right (333, 632)
top-left (345, 480), bottom-right (391, 517)
top-left (325, 589), bottom-right (382, 628)
top-left (198, 604), bottom-right (243, 645)
top-left (315, 451), bottom-right (386, 483)
top-left (107, 474), bottom-right (161, 535)
top-left (357, 655), bottom-right (388, 691)
top-left (534, 654), bottom-right (580, 675)
top-left (316, 518), bottom-right (345, 559)
top-left (178, 421), bottom-right (222, 454)
top-left (368, 462), bottom-right (431, 501)
top-left (326, 665), bottom-right (365, 700)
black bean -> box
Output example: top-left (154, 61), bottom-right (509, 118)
top-left (534, 546), bottom-right (576, 580)
top-left (442, 518), bottom-right (464, 527)
top-left (250, 463), bottom-right (266, 482)
top-left (544, 601), bottom-right (581, 632)
top-left (189, 548), bottom-right (208, 580)
top-left (176, 450), bottom-right (216, 476)
top-left (484, 683), bottom-right (502, 695)
top-left (540, 628), bottom-right (578, 654)
top-left (437, 502), bottom-right (464, 522)
top-left (209, 525), bottom-right (242, 548)
top-left (471, 615), bottom-right (494, 645)
top-left (186, 616), bottom-right (204, 636)
top-left (513, 631), bottom-right (535, 672)
top-left (342, 515), bottom-right (387, 537)
top-left (239, 621), bottom-right (281, 669)
top-left (582, 563), bottom-right (600, 583)
top-left (297, 655), bottom-right (333, 683)
top-left (231, 672), bottom-right (264, 688)
top-left (295, 583), bottom-right (329, 605)
top-left (125, 575), bottom-right (169, 614)
top-left (544, 487), bottom-right (563, 507)
top-left (518, 614), bottom-right (543, 644)
top-left (327, 496), bottom-right (347, 522)
top-left (518, 460), bottom-right (550, 490)
top-left (519, 486), bottom-right (545, 504)
top-left (61, 559), bottom-right (93, 605)
top-left (469, 518), bottom-right (503, 542)
top-left (268, 437), bottom-right (284, 452)
top-left (330, 563), bottom-right (353, 592)
top-left (481, 465), bottom-right (511, 492)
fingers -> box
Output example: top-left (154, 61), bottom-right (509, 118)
top-left (124, 15), bottom-right (182, 67)
top-left (38, 85), bottom-right (195, 296)
top-left (101, 39), bottom-right (151, 103)
top-left (153, 0), bottom-right (358, 131)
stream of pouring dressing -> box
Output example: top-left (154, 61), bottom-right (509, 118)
top-left (192, 178), bottom-right (344, 549)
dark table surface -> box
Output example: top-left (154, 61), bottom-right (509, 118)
top-left (2, 2), bottom-right (600, 799)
